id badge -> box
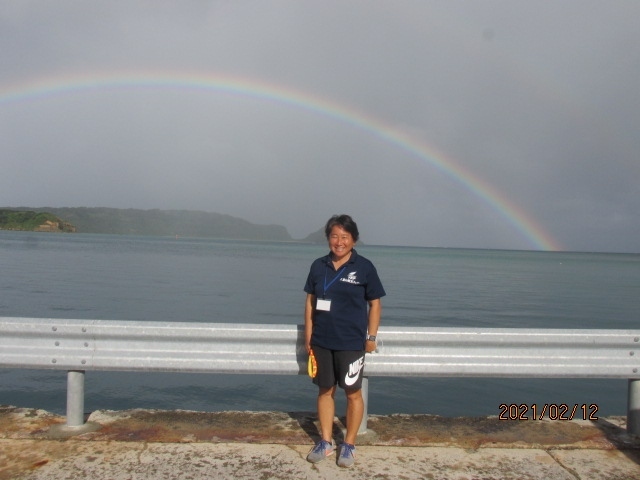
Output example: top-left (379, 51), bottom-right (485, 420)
top-left (316, 298), bottom-right (332, 311)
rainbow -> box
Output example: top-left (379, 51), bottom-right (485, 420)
top-left (0, 71), bottom-right (562, 251)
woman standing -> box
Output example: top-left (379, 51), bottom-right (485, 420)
top-left (303, 214), bottom-right (386, 468)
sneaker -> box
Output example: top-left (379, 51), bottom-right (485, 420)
top-left (337, 443), bottom-right (356, 468)
top-left (306, 439), bottom-right (335, 463)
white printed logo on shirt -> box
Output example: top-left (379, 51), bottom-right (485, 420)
top-left (340, 271), bottom-right (360, 285)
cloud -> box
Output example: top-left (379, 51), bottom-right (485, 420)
top-left (1, 0), bottom-right (638, 252)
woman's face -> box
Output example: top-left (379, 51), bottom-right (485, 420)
top-left (328, 225), bottom-right (355, 261)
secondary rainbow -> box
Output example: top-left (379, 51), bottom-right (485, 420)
top-left (0, 71), bottom-right (562, 251)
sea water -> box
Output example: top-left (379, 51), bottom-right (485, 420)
top-left (1, 231), bottom-right (638, 417)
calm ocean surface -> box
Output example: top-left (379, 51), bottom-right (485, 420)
top-left (1, 231), bottom-right (639, 417)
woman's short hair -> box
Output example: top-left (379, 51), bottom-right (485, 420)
top-left (324, 214), bottom-right (359, 242)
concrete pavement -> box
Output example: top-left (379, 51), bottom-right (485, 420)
top-left (1, 406), bottom-right (640, 479)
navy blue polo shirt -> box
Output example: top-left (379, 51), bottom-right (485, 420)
top-left (304, 249), bottom-right (386, 351)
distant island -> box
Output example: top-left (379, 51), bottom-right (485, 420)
top-left (0, 209), bottom-right (76, 233)
top-left (0, 207), bottom-right (327, 243)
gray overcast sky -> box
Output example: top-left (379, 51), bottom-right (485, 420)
top-left (1, 1), bottom-right (639, 252)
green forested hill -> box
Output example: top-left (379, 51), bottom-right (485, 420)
top-left (0, 210), bottom-right (76, 232)
top-left (2, 207), bottom-right (292, 241)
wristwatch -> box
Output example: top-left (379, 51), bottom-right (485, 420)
top-left (366, 335), bottom-right (377, 342)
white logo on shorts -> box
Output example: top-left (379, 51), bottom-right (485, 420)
top-left (344, 356), bottom-right (365, 386)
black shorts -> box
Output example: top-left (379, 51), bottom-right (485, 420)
top-left (311, 345), bottom-right (365, 390)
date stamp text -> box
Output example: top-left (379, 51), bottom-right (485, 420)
top-left (498, 403), bottom-right (599, 421)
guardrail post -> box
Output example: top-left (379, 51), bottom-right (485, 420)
top-left (358, 376), bottom-right (369, 434)
top-left (49, 369), bottom-right (100, 436)
top-left (627, 379), bottom-right (640, 436)
top-left (66, 370), bottom-right (86, 427)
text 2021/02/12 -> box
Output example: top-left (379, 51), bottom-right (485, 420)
top-left (498, 404), bottom-right (599, 421)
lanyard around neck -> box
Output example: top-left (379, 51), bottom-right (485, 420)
top-left (323, 265), bottom-right (346, 298)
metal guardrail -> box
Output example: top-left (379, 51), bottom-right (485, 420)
top-left (0, 318), bottom-right (307, 374)
top-left (2, 317), bottom-right (640, 435)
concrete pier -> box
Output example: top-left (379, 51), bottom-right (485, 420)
top-left (1, 406), bottom-right (640, 479)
